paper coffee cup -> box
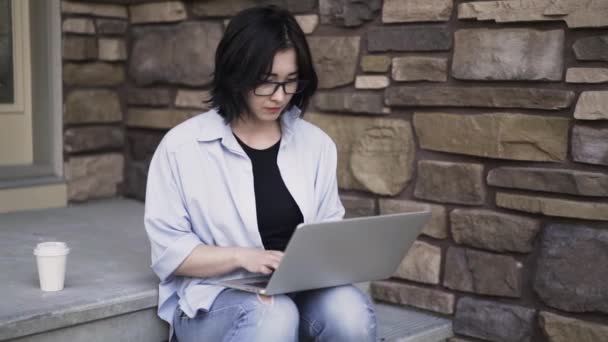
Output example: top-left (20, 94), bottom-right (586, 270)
top-left (34, 242), bottom-right (70, 292)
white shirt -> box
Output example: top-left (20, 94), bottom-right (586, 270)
top-left (143, 106), bottom-right (345, 336)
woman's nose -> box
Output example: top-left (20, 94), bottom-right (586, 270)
top-left (271, 85), bottom-right (286, 102)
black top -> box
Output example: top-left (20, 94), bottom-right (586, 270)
top-left (235, 134), bottom-right (304, 251)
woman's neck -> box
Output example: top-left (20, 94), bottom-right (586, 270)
top-left (231, 116), bottom-right (282, 150)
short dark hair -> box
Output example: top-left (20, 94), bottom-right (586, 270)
top-left (207, 5), bottom-right (318, 123)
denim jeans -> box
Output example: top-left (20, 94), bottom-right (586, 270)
top-left (173, 284), bottom-right (377, 342)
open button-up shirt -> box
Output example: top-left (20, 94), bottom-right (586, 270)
top-left (144, 106), bottom-right (345, 338)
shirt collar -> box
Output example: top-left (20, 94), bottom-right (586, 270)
top-left (196, 105), bottom-right (302, 147)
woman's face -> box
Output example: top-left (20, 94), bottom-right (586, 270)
top-left (245, 48), bottom-right (298, 124)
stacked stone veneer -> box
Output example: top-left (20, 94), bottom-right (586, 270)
top-left (60, 0), bottom-right (608, 341)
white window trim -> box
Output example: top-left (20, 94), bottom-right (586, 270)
top-left (0, 0), bottom-right (64, 188)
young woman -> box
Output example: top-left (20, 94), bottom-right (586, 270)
top-left (144, 5), bottom-right (377, 341)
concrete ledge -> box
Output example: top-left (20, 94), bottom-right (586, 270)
top-left (0, 199), bottom-right (161, 340)
top-left (0, 180), bottom-right (67, 214)
top-left (9, 308), bottom-right (167, 342)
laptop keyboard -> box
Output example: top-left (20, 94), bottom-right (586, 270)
top-left (246, 281), bottom-right (269, 288)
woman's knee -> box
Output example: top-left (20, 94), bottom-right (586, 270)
top-left (306, 285), bottom-right (377, 341)
top-left (239, 293), bottom-right (300, 340)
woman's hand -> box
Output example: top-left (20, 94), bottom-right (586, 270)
top-left (234, 247), bottom-right (284, 275)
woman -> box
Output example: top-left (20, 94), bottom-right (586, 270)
top-left (144, 5), bottom-right (377, 341)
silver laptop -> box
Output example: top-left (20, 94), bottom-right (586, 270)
top-left (213, 210), bottom-right (431, 295)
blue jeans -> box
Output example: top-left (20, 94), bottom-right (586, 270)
top-left (173, 285), bottom-right (377, 341)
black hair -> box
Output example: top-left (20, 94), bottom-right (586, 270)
top-left (207, 5), bottom-right (318, 123)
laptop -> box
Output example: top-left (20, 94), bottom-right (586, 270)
top-left (213, 209), bottom-right (431, 295)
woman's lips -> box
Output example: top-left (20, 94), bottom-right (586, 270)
top-left (265, 107), bottom-right (282, 113)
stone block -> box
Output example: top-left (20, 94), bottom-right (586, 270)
top-left (387, 86), bottom-right (575, 110)
top-left (314, 92), bottom-right (388, 115)
top-left (295, 15), bottom-right (318, 34)
top-left (124, 159), bottom-right (149, 201)
top-left (130, 22), bottom-right (222, 86)
top-left (62, 1), bottom-right (127, 18)
top-left (382, 0), bottom-right (452, 23)
top-left (96, 19), bottom-right (128, 35)
top-left (453, 28), bottom-right (564, 81)
top-left (413, 113), bottom-right (570, 162)
top-left (572, 126), bottom-right (608, 166)
top-left (539, 311), bottom-right (608, 342)
top-left (488, 167), bottom-right (608, 197)
top-left (129, 1), bottom-right (187, 24)
top-left (367, 26), bottom-right (452, 52)
top-left (574, 91), bottom-right (608, 120)
top-left (534, 225), bottom-right (608, 313)
top-left (126, 108), bottom-right (199, 130)
top-left (65, 154), bottom-right (124, 201)
top-left (497, 193), bottom-right (608, 221)
top-left (414, 161), bottom-right (485, 205)
top-left (360, 55), bottom-right (391, 73)
top-left (98, 38), bottom-right (126, 61)
top-left (62, 18), bottom-right (95, 34)
top-left (392, 56), bottom-right (447, 82)
top-left (64, 126), bottom-right (124, 153)
top-left (340, 194), bottom-right (376, 218)
top-left (458, 0), bottom-right (608, 28)
top-left (371, 280), bottom-right (454, 315)
top-left (573, 35), bottom-right (608, 62)
top-left (306, 113), bottom-right (415, 196)
top-left (444, 246), bottom-right (522, 297)
top-left (65, 90), bottom-right (122, 124)
top-left (355, 76), bottom-right (389, 89)
top-left (319, 0), bottom-right (381, 27)
top-left (64, 63), bottom-right (125, 86)
top-left (454, 297), bottom-right (535, 342)
top-left (350, 124), bottom-right (414, 196)
top-left (566, 68), bottom-right (608, 84)
top-left (175, 90), bottom-right (212, 110)
top-left (63, 37), bottom-right (97, 61)
top-left (191, 0), bottom-right (316, 16)
top-left (308, 36), bottom-right (360, 89)
top-left (394, 241), bottom-right (441, 285)
top-left (379, 199), bottom-right (447, 239)
top-left (451, 209), bottom-right (540, 253)
top-left (127, 88), bottom-right (172, 107)
top-left (126, 130), bottom-right (164, 161)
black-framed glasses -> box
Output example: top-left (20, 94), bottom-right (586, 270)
top-left (253, 80), bottom-right (308, 96)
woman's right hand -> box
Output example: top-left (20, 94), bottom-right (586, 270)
top-left (234, 247), bottom-right (284, 275)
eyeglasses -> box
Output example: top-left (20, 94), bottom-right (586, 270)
top-left (253, 80), bottom-right (308, 96)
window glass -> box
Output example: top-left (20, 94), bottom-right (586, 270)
top-left (0, 0), bottom-right (14, 104)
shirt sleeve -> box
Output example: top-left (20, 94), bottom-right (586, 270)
top-left (314, 137), bottom-right (345, 222)
top-left (144, 140), bottom-right (203, 282)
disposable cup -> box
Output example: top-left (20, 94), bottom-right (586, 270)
top-left (33, 242), bottom-right (70, 292)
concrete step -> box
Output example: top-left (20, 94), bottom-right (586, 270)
top-left (0, 198), bottom-right (451, 341)
top-left (356, 282), bottom-right (452, 342)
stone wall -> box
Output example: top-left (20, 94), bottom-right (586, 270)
top-left (62, 1), bottom-right (128, 201)
top-left (60, 0), bottom-right (608, 341)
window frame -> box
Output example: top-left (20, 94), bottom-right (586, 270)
top-left (0, 0), bottom-right (64, 189)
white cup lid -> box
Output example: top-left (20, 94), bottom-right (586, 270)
top-left (34, 241), bottom-right (70, 257)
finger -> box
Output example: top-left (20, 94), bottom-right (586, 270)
top-left (261, 258), bottom-right (279, 270)
top-left (267, 254), bottom-right (282, 264)
top-left (260, 265), bottom-right (273, 274)
top-left (267, 253), bottom-right (284, 262)
top-left (268, 250), bottom-right (284, 258)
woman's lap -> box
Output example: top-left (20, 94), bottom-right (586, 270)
top-left (173, 285), bottom-right (377, 342)
top-left (292, 285), bottom-right (377, 341)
